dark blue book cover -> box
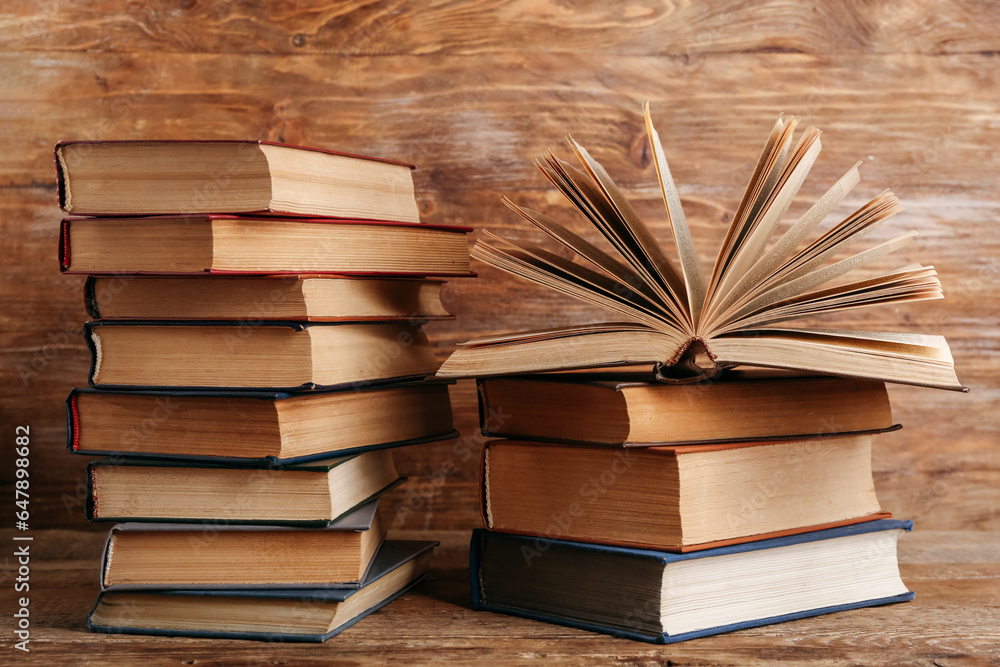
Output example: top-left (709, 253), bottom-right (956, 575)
top-left (88, 540), bottom-right (438, 642)
top-left (470, 520), bottom-right (915, 644)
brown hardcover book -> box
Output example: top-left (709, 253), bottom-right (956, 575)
top-left (477, 371), bottom-right (896, 446)
top-left (87, 449), bottom-right (402, 525)
top-left (437, 106), bottom-right (964, 391)
top-left (84, 275), bottom-right (454, 322)
top-left (99, 500), bottom-right (387, 588)
top-left (68, 383), bottom-right (455, 463)
top-left (82, 321), bottom-right (441, 390)
top-left (60, 216), bottom-right (472, 276)
top-left (482, 436), bottom-right (890, 552)
top-left (88, 541), bottom-right (438, 641)
top-left (56, 140), bottom-right (420, 222)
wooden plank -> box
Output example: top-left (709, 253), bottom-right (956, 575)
top-left (2, 52), bottom-right (1000, 193)
top-left (1, 0), bottom-right (998, 56)
top-left (3, 528), bottom-right (997, 665)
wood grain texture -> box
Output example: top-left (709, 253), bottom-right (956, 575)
top-left (2, 0), bottom-right (999, 56)
top-left (0, 0), bottom-right (996, 582)
top-left (0, 528), bottom-right (997, 665)
top-left (3, 5), bottom-right (996, 662)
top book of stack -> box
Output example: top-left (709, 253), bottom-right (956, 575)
top-left (437, 105), bottom-right (965, 391)
top-left (55, 141), bottom-right (472, 277)
top-left (55, 140), bottom-right (421, 222)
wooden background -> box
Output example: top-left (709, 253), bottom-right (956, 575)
top-left (1, 0), bottom-right (997, 663)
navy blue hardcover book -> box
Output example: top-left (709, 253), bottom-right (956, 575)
top-left (82, 319), bottom-right (440, 391)
top-left (470, 520), bottom-right (914, 644)
top-left (67, 382), bottom-right (457, 466)
top-left (88, 540), bottom-right (438, 642)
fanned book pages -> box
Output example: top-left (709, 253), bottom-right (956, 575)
top-left (438, 106), bottom-right (965, 391)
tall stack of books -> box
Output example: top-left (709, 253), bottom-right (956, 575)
top-left (57, 139), bottom-right (471, 641)
top-left (438, 107), bottom-right (965, 643)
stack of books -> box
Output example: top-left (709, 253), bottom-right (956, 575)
top-left (57, 139), bottom-right (471, 641)
top-left (438, 107), bottom-right (965, 643)
top-left (467, 372), bottom-right (915, 643)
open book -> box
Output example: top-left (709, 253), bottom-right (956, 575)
top-left (438, 105), bottom-right (964, 391)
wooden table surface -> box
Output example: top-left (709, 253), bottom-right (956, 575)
top-left (3, 527), bottom-right (998, 665)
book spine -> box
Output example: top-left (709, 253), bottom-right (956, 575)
top-left (84, 276), bottom-right (100, 319)
top-left (478, 440), bottom-right (490, 529)
top-left (54, 143), bottom-right (69, 212)
top-left (98, 526), bottom-right (117, 589)
top-left (475, 378), bottom-right (491, 438)
top-left (86, 462), bottom-right (97, 521)
top-left (469, 529), bottom-right (485, 610)
top-left (468, 529), bottom-right (663, 642)
top-left (83, 322), bottom-right (99, 388)
top-left (58, 219), bottom-right (70, 272)
top-left (65, 390), bottom-right (80, 452)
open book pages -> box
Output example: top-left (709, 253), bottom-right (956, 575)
top-left (438, 105), bottom-right (964, 391)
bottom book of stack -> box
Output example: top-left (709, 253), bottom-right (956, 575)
top-left (471, 520), bottom-right (913, 644)
top-left (89, 539), bottom-right (437, 642)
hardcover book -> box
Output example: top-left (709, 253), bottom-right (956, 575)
top-left (84, 275), bottom-right (455, 322)
top-left (88, 540), bottom-right (437, 641)
top-left (67, 382), bottom-right (456, 464)
top-left (86, 449), bottom-right (403, 525)
top-left (82, 320), bottom-right (441, 390)
top-left (437, 105), bottom-right (964, 391)
top-left (56, 139), bottom-right (421, 222)
top-left (99, 499), bottom-right (387, 588)
top-left (482, 435), bottom-right (890, 552)
top-left (477, 370), bottom-right (896, 446)
top-left (471, 521), bottom-right (913, 644)
top-left (60, 216), bottom-right (472, 276)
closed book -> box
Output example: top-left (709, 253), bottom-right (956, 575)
top-left (477, 370), bottom-right (897, 446)
top-left (99, 499), bottom-right (388, 589)
top-left (88, 540), bottom-right (437, 641)
top-left (86, 449), bottom-right (403, 525)
top-left (59, 216), bottom-right (472, 276)
top-left (56, 139), bottom-right (420, 221)
top-left (84, 275), bottom-right (455, 322)
top-left (67, 383), bottom-right (456, 464)
top-left (83, 320), bottom-right (441, 390)
top-left (470, 521), bottom-right (914, 644)
top-left (482, 436), bottom-right (889, 552)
